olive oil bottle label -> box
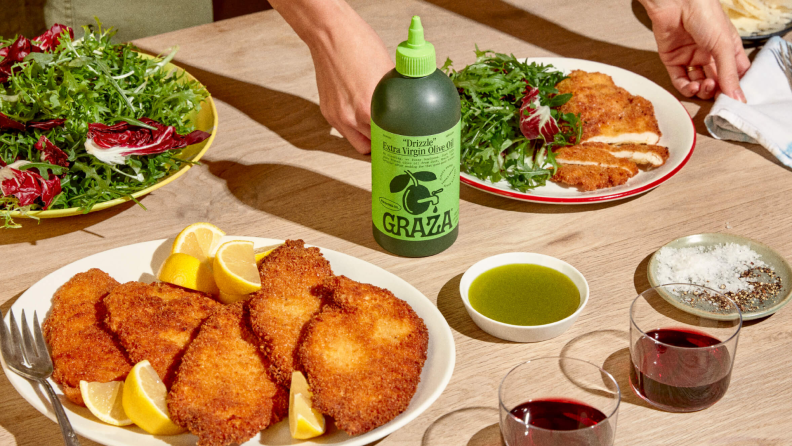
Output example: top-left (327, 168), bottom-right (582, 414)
top-left (371, 120), bottom-right (461, 241)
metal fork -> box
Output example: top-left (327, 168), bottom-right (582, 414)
top-left (0, 310), bottom-right (81, 446)
top-left (774, 40), bottom-right (792, 91)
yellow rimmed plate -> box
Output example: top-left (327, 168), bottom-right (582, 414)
top-left (7, 56), bottom-right (217, 220)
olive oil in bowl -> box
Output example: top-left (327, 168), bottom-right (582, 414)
top-left (469, 264), bottom-right (580, 326)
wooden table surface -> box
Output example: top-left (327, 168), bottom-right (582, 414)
top-left (2, 1), bottom-right (791, 445)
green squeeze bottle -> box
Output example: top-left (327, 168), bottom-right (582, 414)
top-left (371, 16), bottom-right (461, 257)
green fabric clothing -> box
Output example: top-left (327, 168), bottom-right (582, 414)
top-left (43, 0), bottom-right (213, 42)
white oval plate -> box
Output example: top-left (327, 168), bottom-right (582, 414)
top-left (460, 57), bottom-right (696, 204)
top-left (1, 237), bottom-right (455, 446)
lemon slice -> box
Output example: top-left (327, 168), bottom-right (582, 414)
top-left (158, 253), bottom-right (219, 295)
top-left (289, 371), bottom-right (325, 439)
top-left (122, 360), bottom-right (186, 435)
top-left (171, 223), bottom-right (225, 265)
top-left (213, 240), bottom-right (261, 295)
top-left (254, 243), bottom-right (283, 264)
top-left (218, 290), bottom-right (250, 305)
top-left (80, 380), bottom-right (132, 426)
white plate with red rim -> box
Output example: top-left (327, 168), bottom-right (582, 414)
top-left (459, 57), bottom-right (696, 204)
top-left (1, 237), bottom-right (455, 446)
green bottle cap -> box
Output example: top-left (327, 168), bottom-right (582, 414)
top-left (395, 16), bottom-right (436, 78)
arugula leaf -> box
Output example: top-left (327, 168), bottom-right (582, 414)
top-left (445, 50), bottom-right (580, 192)
top-left (0, 22), bottom-right (209, 226)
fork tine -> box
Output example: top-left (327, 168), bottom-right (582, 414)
top-left (8, 311), bottom-right (28, 365)
top-left (20, 310), bottom-right (38, 360)
top-left (32, 312), bottom-right (47, 360)
top-left (0, 310), bottom-right (20, 365)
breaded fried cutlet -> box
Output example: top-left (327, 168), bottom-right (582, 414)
top-left (42, 269), bottom-right (132, 406)
top-left (552, 144), bottom-right (639, 191)
top-left (168, 302), bottom-right (284, 446)
top-left (248, 239), bottom-right (333, 387)
top-left (557, 70), bottom-right (662, 145)
top-left (104, 282), bottom-right (220, 387)
top-left (298, 275), bottom-right (428, 436)
top-left (597, 142), bottom-right (669, 167)
top-left (552, 164), bottom-right (636, 191)
top-left (555, 144), bottom-right (640, 175)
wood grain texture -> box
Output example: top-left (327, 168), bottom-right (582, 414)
top-left (2, 1), bottom-right (791, 445)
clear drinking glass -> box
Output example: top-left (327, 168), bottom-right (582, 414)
top-left (629, 284), bottom-right (742, 412)
top-left (499, 357), bottom-right (620, 446)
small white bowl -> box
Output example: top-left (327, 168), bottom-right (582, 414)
top-left (459, 253), bottom-right (589, 342)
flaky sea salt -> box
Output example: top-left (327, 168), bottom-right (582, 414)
top-left (654, 243), bottom-right (766, 293)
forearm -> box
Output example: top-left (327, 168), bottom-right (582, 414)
top-left (269, 0), bottom-right (363, 51)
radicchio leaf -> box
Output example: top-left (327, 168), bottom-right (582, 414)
top-left (31, 24), bottom-right (74, 52)
top-left (27, 118), bottom-right (66, 130)
top-left (519, 85), bottom-right (560, 142)
top-left (34, 135), bottom-right (69, 167)
top-left (0, 112), bottom-right (25, 131)
top-left (0, 24), bottom-right (73, 83)
top-left (85, 118), bottom-right (210, 165)
top-left (0, 36), bottom-right (33, 83)
top-left (0, 114), bottom-right (65, 132)
top-left (0, 161), bottom-right (62, 209)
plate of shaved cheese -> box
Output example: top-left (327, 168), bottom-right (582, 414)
top-left (459, 57), bottom-right (696, 204)
top-left (720, 0), bottom-right (792, 44)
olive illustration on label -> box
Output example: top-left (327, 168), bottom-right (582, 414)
top-left (389, 170), bottom-right (442, 216)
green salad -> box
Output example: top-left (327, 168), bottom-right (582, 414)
top-left (0, 22), bottom-right (209, 228)
top-left (443, 48), bottom-right (581, 192)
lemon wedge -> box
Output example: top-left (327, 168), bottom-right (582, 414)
top-left (158, 253), bottom-right (219, 295)
top-left (80, 380), bottom-right (132, 426)
top-left (254, 243), bottom-right (283, 264)
top-left (171, 223), bottom-right (225, 265)
top-left (218, 290), bottom-right (250, 305)
top-left (213, 240), bottom-right (261, 295)
top-left (289, 371), bottom-right (325, 439)
top-left (122, 360), bottom-right (186, 435)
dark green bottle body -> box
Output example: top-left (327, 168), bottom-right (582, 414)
top-left (370, 68), bottom-right (462, 257)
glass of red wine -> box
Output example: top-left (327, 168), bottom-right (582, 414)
top-left (499, 357), bottom-right (620, 446)
top-left (629, 284), bottom-right (742, 412)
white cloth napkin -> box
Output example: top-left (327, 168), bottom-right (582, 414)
top-left (705, 37), bottom-right (792, 168)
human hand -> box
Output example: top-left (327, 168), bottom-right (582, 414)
top-left (308, 19), bottom-right (394, 154)
top-left (270, 0), bottom-right (393, 154)
top-left (640, 0), bottom-right (750, 101)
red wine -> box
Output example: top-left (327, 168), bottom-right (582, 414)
top-left (502, 399), bottom-right (613, 446)
top-left (509, 399), bottom-right (607, 430)
top-left (630, 328), bottom-right (732, 412)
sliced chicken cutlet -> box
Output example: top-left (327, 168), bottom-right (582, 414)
top-left (299, 275), bottom-right (428, 436)
top-left (104, 282), bottom-right (221, 387)
top-left (552, 165), bottom-right (636, 191)
top-left (248, 239), bottom-right (333, 387)
top-left (42, 269), bottom-right (132, 406)
top-left (168, 302), bottom-right (287, 446)
top-left (599, 142), bottom-right (669, 167)
top-left (553, 144), bottom-right (638, 191)
top-left (557, 70), bottom-right (661, 145)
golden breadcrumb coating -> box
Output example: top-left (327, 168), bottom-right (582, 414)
top-left (299, 275), bottom-right (428, 436)
top-left (595, 142), bottom-right (670, 167)
top-left (42, 269), bottom-right (131, 406)
top-left (552, 164), bottom-right (636, 191)
top-left (168, 302), bottom-right (282, 446)
top-left (552, 144), bottom-right (639, 191)
top-left (104, 282), bottom-right (221, 387)
top-left (557, 70), bottom-right (662, 144)
top-left (555, 144), bottom-right (640, 176)
top-left (248, 239), bottom-right (333, 387)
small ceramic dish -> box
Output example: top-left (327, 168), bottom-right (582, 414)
top-left (647, 233), bottom-right (792, 321)
top-left (459, 253), bottom-right (589, 342)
